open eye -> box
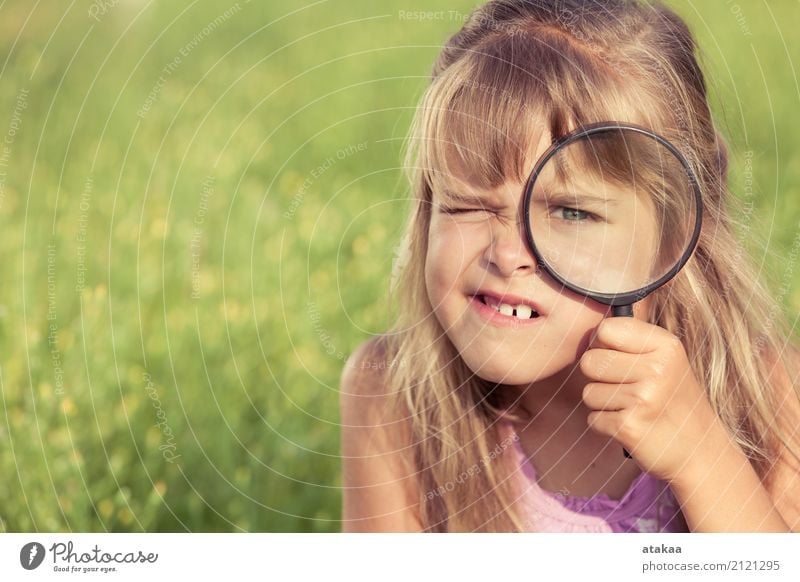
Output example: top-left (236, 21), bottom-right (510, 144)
top-left (552, 206), bottom-right (598, 222)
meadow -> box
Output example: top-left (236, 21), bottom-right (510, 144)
top-left (0, 0), bottom-right (798, 532)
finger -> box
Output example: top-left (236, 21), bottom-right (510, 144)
top-left (586, 409), bottom-right (630, 443)
top-left (582, 382), bottom-right (635, 411)
top-left (588, 316), bottom-right (673, 354)
top-left (579, 348), bottom-right (651, 383)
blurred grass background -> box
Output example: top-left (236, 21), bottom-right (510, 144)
top-left (0, 0), bottom-right (798, 532)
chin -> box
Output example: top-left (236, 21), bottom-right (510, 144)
top-left (459, 351), bottom-right (560, 386)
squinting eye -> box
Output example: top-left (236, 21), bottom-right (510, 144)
top-left (440, 206), bottom-right (490, 215)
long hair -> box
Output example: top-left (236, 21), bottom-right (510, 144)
top-left (381, 0), bottom-right (800, 531)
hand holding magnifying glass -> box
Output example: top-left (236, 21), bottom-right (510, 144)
top-left (521, 122), bottom-right (703, 460)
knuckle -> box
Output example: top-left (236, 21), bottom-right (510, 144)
top-left (632, 381), bottom-right (655, 405)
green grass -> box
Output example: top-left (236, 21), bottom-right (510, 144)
top-left (0, 0), bottom-right (798, 532)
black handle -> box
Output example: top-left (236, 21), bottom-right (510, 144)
top-left (611, 304), bottom-right (634, 317)
top-left (611, 304), bottom-right (634, 458)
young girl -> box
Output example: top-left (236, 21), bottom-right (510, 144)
top-left (340, 0), bottom-right (800, 532)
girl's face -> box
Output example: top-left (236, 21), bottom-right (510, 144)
top-left (424, 137), bottom-right (655, 387)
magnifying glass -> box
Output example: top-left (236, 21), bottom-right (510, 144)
top-left (521, 122), bottom-right (703, 459)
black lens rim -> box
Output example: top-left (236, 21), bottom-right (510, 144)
top-left (521, 121), bottom-right (703, 307)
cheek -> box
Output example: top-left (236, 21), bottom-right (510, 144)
top-left (551, 291), bottom-right (610, 351)
top-left (424, 230), bottom-right (453, 313)
top-left (425, 221), bottom-right (478, 298)
top-left (424, 251), bottom-right (444, 310)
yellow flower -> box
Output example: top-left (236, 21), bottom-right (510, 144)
top-left (352, 235), bottom-right (369, 256)
top-left (60, 397), bottom-right (76, 416)
top-left (117, 507), bottom-right (134, 526)
top-left (98, 499), bottom-right (114, 519)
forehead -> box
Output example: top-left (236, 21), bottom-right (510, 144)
top-left (431, 127), bottom-right (552, 202)
top-left (415, 22), bottom-right (663, 207)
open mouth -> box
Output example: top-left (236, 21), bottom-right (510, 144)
top-left (476, 294), bottom-right (540, 320)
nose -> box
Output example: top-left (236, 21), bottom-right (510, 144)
top-left (483, 218), bottom-right (539, 278)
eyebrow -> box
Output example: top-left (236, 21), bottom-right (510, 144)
top-left (440, 187), bottom-right (619, 209)
top-left (534, 191), bottom-right (619, 206)
top-left (439, 188), bottom-right (505, 208)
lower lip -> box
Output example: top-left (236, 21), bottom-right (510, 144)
top-left (469, 295), bottom-right (544, 328)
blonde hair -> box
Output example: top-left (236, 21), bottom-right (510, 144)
top-left (380, 0), bottom-right (800, 531)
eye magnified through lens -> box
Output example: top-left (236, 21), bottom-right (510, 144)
top-left (522, 122), bottom-right (704, 459)
top-left (523, 122), bottom-right (702, 315)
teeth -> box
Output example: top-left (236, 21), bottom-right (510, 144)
top-left (482, 295), bottom-right (537, 319)
top-left (515, 305), bottom-right (533, 319)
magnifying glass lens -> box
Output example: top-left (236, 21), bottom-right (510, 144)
top-left (526, 129), bottom-right (698, 296)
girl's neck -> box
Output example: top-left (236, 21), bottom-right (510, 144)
top-left (516, 362), bottom-right (586, 419)
top-left (505, 365), bottom-right (641, 499)
top-left (510, 363), bottom-right (618, 451)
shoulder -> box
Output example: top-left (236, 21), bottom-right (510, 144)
top-left (340, 334), bottom-right (391, 399)
top-left (339, 335), bottom-right (397, 427)
top-left (339, 335), bottom-right (422, 531)
top-left (761, 344), bottom-right (800, 531)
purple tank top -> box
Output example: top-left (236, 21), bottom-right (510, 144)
top-left (504, 422), bottom-right (689, 532)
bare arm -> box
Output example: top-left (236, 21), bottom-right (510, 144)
top-left (762, 346), bottom-right (800, 531)
top-left (670, 421), bottom-right (791, 532)
top-left (671, 348), bottom-right (800, 532)
top-left (339, 337), bottom-right (422, 532)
